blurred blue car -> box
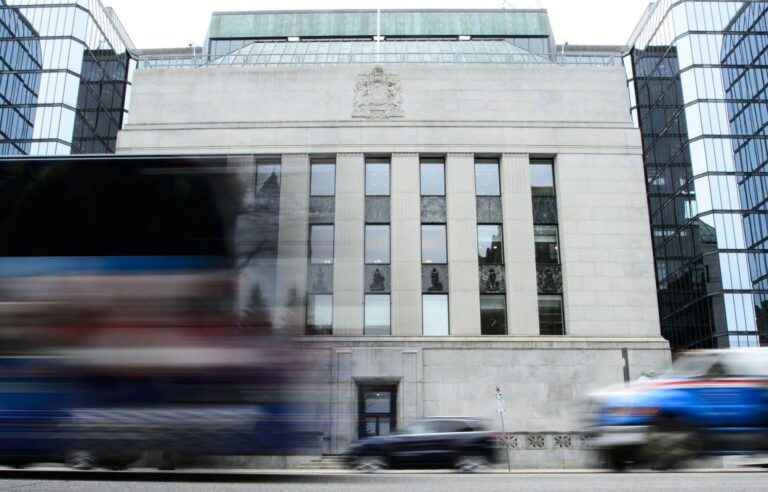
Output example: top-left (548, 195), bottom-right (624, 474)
top-left (588, 349), bottom-right (768, 470)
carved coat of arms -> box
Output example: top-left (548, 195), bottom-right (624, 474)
top-left (352, 66), bottom-right (404, 119)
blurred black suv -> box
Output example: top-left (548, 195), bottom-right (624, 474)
top-left (345, 417), bottom-right (498, 472)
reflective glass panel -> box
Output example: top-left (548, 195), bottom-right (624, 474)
top-left (534, 225), bottom-right (560, 264)
top-left (423, 295), bottom-right (449, 336)
top-left (365, 225), bottom-right (390, 264)
top-left (366, 160), bottom-right (390, 196)
top-left (477, 225), bottom-right (504, 264)
top-left (308, 294), bottom-right (333, 332)
top-left (530, 162), bottom-right (555, 196)
top-left (364, 391), bottom-right (391, 413)
top-left (475, 162), bottom-right (501, 196)
top-left (422, 225), bottom-right (447, 264)
top-left (365, 295), bottom-right (391, 335)
top-left (256, 164), bottom-right (280, 193)
top-left (310, 225), bottom-right (334, 264)
top-left (539, 295), bottom-right (564, 335)
top-left (310, 163), bottom-right (335, 196)
top-left (420, 162), bottom-right (445, 196)
top-left (481, 295), bottom-right (507, 335)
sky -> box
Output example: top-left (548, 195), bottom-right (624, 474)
top-left (107, 0), bottom-right (653, 50)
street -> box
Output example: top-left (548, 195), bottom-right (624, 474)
top-left (0, 470), bottom-right (766, 492)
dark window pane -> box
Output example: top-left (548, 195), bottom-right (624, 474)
top-left (364, 390), bottom-right (391, 413)
top-left (421, 162), bottom-right (445, 196)
top-left (366, 161), bottom-right (390, 196)
top-left (365, 196), bottom-right (390, 223)
top-left (311, 163), bottom-right (335, 196)
top-left (477, 225), bottom-right (504, 264)
top-left (423, 295), bottom-right (449, 336)
top-left (539, 295), bottom-right (565, 335)
top-left (534, 225), bottom-right (560, 264)
top-left (364, 419), bottom-right (377, 437)
top-left (532, 196), bottom-right (559, 225)
top-left (365, 295), bottom-right (391, 335)
top-left (481, 295), bottom-right (507, 335)
top-left (422, 225), bottom-right (447, 264)
top-left (475, 162), bottom-right (501, 196)
top-left (530, 162), bottom-right (555, 197)
top-left (365, 225), bottom-right (390, 264)
top-left (310, 225), bottom-right (334, 264)
top-left (308, 294), bottom-right (333, 334)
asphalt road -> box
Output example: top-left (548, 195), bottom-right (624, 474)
top-left (0, 470), bottom-right (766, 492)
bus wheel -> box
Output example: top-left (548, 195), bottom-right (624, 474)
top-left (66, 450), bottom-right (96, 470)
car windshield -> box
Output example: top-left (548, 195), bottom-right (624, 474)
top-left (665, 353), bottom-right (720, 378)
top-left (399, 421), bottom-right (438, 435)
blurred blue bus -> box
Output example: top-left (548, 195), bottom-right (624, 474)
top-left (0, 155), bottom-right (320, 469)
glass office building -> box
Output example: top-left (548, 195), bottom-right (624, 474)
top-left (0, 0), bottom-right (41, 155)
top-left (0, 0), bottom-right (134, 155)
top-left (627, 0), bottom-right (768, 349)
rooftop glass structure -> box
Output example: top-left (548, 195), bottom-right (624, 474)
top-left (207, 9), bottom-right (552, 39)
top-left (135, 9), bottom-right (621, 70)
top-left (206, 9), bottom-right (554, 63)
top-left (0, 0), bottom-right (134, 155)
top-left (211, 40), bottom-right (551, 66)
top-left (626, 0), bottom-right (768, 350)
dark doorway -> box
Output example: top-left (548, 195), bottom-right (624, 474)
top-left (358, 385), bottom-right (397, 439)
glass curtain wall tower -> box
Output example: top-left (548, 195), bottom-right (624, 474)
top-left (0, 0), bottom-right (41, 155)
top-left (627, 0), bottom-right (768, 350)
top-left (0, 0), bottom-right (134, 155)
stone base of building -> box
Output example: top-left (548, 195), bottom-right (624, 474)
top-left (296, 337), bottom-right (672, 458)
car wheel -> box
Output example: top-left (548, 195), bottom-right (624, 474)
top-left (157, 451), bottom-right (178, 471)
top-left (601, 448), bottom-right (631, 472)
top-left (645, 417), bottom-right (697, 471)
top-left (355, 456), bottom-right (387, 473)
top-left (455, 455), bottom-right (488, 473)
top-left (66, 450), bottom-right (96, 470)
top-left (101, 455), bottom-right (139, 471)
top-left (5, 459), bottom-right (32, 470)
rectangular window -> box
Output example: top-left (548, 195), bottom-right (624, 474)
top-left (256, 164), bottom-right (281, 193)
top-left (477, 225), bottom-right (504, 265)
top-left (310, 225), bottom-right (334, 264)
top-left (481, 295), bottom-right (507, 335)
top-left (539, 295), bottom-right (565, 336)
top-left (475, 160), bottom-right (501, 196)
top-left (365, 295), bottom-right (391, 335)
top-left (423, 295), bottom-right (449, 336)
top-left (366, 158), bottom-right (390, 196)
top-left (534, 225), bottom-right (560, 264)
top-left (683, 199), bottom-right (698, 220)
top-left (421, 225), bottom-right (447, 264)
top-left (308, 294), bottom-right (333, 335)
top-left (310, 161), bottom-right (336, 196)
top-left (420, 159), bottom-right (446, 196)
top-left (531, 158), bottom-right (565, 336)
top-left (365, 225), bottom-right (390, 264)
top-left (530, 161), bottom-right (555, 196)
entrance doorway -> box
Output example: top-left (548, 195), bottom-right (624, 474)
top-left (358, 385), bottom-right (397, 438)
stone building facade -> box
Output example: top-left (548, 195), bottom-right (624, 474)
top-left (118, 9), bottom-right (671, 467)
